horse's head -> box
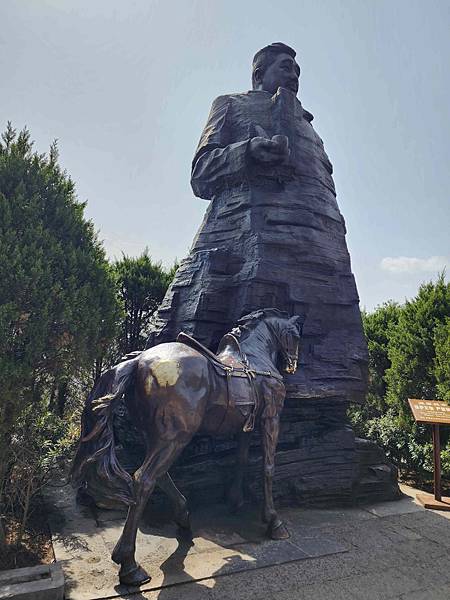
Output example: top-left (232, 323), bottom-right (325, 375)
top-left (235, 309), bottom-right (305, 375)
top-left (277, 315), bottom-right (305, 374)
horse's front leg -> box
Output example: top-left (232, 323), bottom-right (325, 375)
top-left (228, 430), bottom-right (251, 512)
top-left (261, 412), bottom-right (289, 540)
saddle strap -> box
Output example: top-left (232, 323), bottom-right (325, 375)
top-left (242, 373), bottom-right (260, 433)
top-left (216, 368), bottom-right (259, 435)
top-left (177, 331), bottom-right (221, 365)
top-left (177, 331), bottom-right (283, 381)
top-left (177, 331), bottom-right (281, 434)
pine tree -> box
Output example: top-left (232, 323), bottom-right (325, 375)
top-left (362, 301), bottom-right (402, 408)
top-left (113, 252), bottom-right (175, 354)
top-left (385, 274), bottom-right (450, 414)
top-left (434, 317), bottom-right (450, 402)
top-left (0, 124), bottom-right (121, 537)
top-left (350, 275), bottom-right (450, 477)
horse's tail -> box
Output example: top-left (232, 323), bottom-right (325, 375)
top-left (70, 354), bottom-right (141, 506)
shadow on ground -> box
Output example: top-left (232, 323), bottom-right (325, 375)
top-left (43, 473), bottom-right (350, 600)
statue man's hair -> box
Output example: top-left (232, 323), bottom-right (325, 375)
top-left (252, 42), bottom-right (297, 88)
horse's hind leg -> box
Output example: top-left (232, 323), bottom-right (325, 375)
top-left (157, 472), bottom-right (191, 530)
top-left (228, 431), bottom-right (251, 512)
top-left (111, 440), bottom-right (189, 586)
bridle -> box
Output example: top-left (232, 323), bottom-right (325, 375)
top-left (213, 317), bottom-right (302, 434)
top-left (220, 331), bottom-right (283, 380)
top-left (266, 321), bottom-right (301, 374)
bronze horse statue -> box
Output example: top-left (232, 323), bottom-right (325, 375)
top-left (71, 308), bottom-right (304, 586)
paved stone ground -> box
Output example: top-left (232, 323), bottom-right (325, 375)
top-left (44, 482), bottom-right (450, 600)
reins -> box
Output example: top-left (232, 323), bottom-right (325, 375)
top-left (218, 332), bottom-right (284, 381)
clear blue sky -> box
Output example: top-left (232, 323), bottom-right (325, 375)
top-left (2, 0), bottom-right (449, 311)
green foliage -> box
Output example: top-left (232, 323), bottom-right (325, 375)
top-left (434, 317), bottom-right (450, 402)
top-left (0, 123), bottom-right (120, 391)
top-left (350, 274), bottom-right (450, 479)
top-left (362, 301), bottom-right (402, 410)
top-left (385, 274), bottom-right (450, 414)
top-left (349, 302), bottom-right (402, 438)
top-left (353, 407), bottom-right (443, 477)
top-left (0, 123), bottom-right (121, 533)
top-left (112, 251), bottom-right (176, 354)
top-left (3, 403), bottom-right (77, 541)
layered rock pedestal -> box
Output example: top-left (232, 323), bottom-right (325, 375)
top-left (115, 400), bottom-right (399, 509)
top-left (118, 87), bottom-right (399, 507)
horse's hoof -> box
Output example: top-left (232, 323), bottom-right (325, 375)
top-left (119, 563), bottom-right (151, 587)
top-left (268, 520), bottom-right (290, 540)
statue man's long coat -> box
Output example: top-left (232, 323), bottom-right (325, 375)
top-left (148, 88), bottom-right (368, 403)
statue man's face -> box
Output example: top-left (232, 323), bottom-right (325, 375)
top-left (258, 52), bottom-right (300, 95)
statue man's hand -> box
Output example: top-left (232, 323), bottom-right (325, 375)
top-left (248, 136), bottom-right (290, 165)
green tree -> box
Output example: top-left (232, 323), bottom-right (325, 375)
top-left (385, 274), bottom-right (450, 414)
top-left (350, 275), bottom-right (450, 479)
top-left (434, 317), bottom-right (450, 402)
top-left (350, 302), bottom-right (402, 438)
top-left (113, 252), bottom-right (176, 354)
top-left (363, 301), bottom-right (402, 407)
top-left (0, 123), bottom-right (120, 541)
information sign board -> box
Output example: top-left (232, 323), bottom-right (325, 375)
top-left (408, 398), bottom-right (450, 510)
top-left (408, 398), bottom-right (450, 425)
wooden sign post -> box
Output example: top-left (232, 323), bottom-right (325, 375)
top-left (408, 398), bottom-right (450, 510)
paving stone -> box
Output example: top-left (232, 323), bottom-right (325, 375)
top-left (283, 506), bottom-right (377, 528)
top-left (43, 480), bottom-right (450, 600)
top-left (336, 568), bottom-right (424, 600)
top-left (363, 495), bottom-right (425, 517)
top-left (399, 558), bottom-right (450, 589)
top-left (399, 583), bottom-right (450, 600)
top-left (46, 483), bottom-right (346, 599)
top-left (289, 535), bottom-right (349, 557)
top-left (270, 580), bottom-right (362, 600)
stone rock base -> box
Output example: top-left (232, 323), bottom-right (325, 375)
top-left (0, 564), bottom-right (64, 600)
top-left (107, 398), bottom-right (401, 511)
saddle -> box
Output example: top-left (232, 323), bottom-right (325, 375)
top-left (177, 331), bottom-right (267, 431)
top-left (177, 331), bottom-right (234, 371)
top-left (177, 332), bottom-right (246, 373)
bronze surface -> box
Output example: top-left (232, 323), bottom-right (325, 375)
top-left (71, 309), bottom-right (303, 586)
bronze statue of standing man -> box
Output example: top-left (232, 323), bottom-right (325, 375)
top-left (148, 42), bottom-right (368, 408)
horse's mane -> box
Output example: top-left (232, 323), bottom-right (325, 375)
top-left (231, 308), bottom-right (289, 339)
top-left (218, 308), bottom-right (305, 353)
